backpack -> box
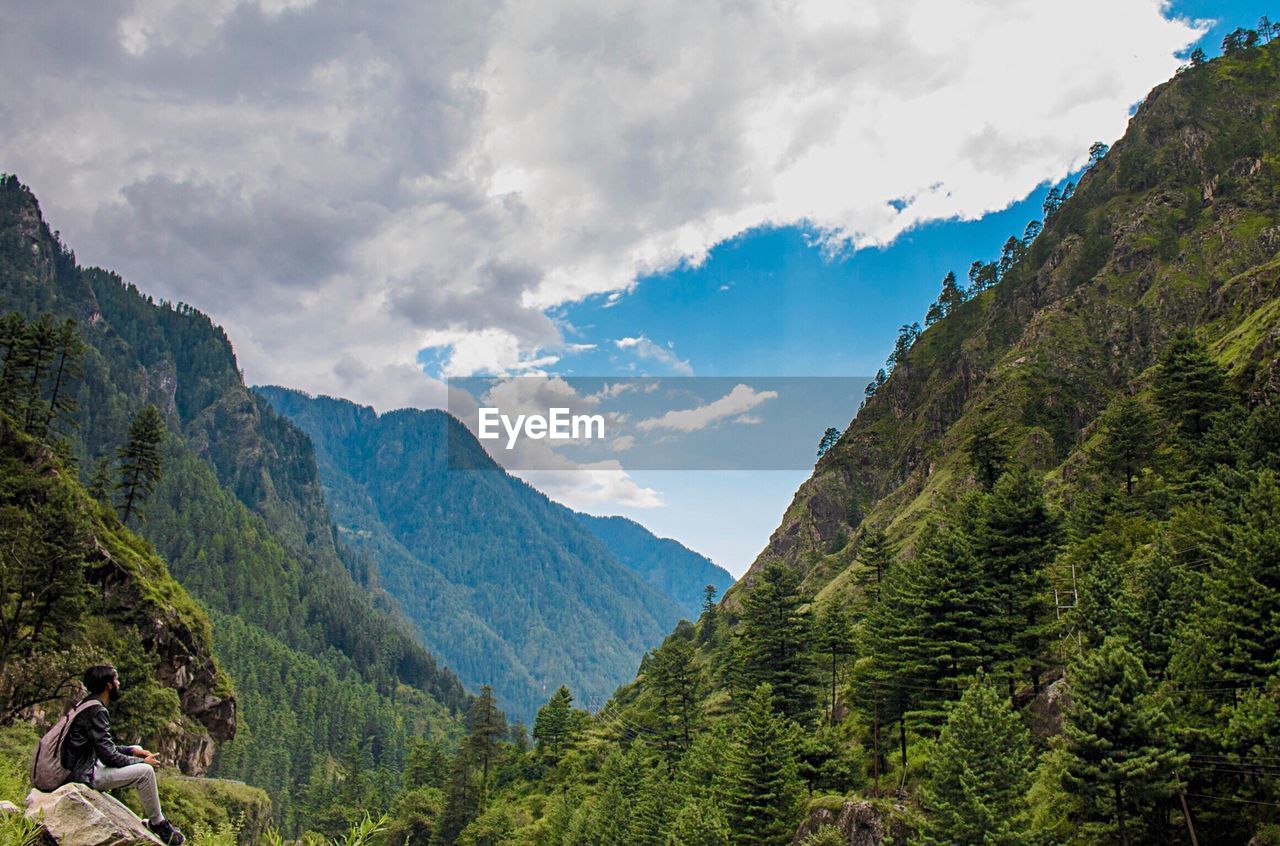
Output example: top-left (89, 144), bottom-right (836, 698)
top-left (30, 700), bottom-right (103, 791)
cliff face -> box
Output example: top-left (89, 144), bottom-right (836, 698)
top-left (739, 43), bottom-right (1280, 599)
top-left (2, 417), bottom-right (234, 775)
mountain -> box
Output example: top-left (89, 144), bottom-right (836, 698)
top-left (331, 37), bottom-right (1280, 846)
top-left (573, 512), bottom-right (734, 618)
top-left (0, 177), bottom-right (467, 831)
top-left (256, 386), bottom-right (697, 720)
top-left (739, 37), bottom-right (1280, 601)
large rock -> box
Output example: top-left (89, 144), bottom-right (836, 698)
top-left (25, 784), bottom-right (161, 846)
top-left (791, 799), bottom-right (913, 846)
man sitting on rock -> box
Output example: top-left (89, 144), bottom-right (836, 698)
top-left (63, 664), bottom-right (186, 846)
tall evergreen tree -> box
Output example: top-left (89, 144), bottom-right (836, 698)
top-left (737, 562), bottom-right (812, 720)
top-left (1094, 396), bottom-right (1157, 496)
top-left (966, 417), bottom-right (1009, 492)
top-left (116, 404), bottom-right (166, 524)
top-left (1154, 330), bottom-right (1229, 438)
top-left (856, 526), bottom-right (892, 601)
top-left (724, 684), bottom-right (802, 846)
top-left (665, 798), bottom-right (731, 846)
top-left (813, 602), bottom-right (852, 726)
top-left (466, 685), bottom-right (507, 797)
top-left (1061, 638), bottom-right (1185, 846)
top-left (648, 637), bottom-right (701, 755)
top-left (976, 465), bottom-right (1058, 694)
top-left (533, 685), bottom-right (579, 760)
top-left (921, 674), bottom-right (1033, 846)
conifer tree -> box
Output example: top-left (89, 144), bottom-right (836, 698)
top-left (966, 417), bottom-right (1008, 491)
top-left (533, 685), bottom-right (578, 760)
top-left (116, 404), bottom-right (165, 524)
top-left (433, 751), bottom-right (480, 846)
top-left (1061, 638), bottom-right (1185, 846)
top-left (648, 637), bottom-right (701, 754)
top-left (466, 685), bottom-right (506, 797)
top-left (976, 464), bottom-right (1058, 694)
top-left (856, 526), bottom-right (892, 601)
top-left (1154, 330), bottom-right (1229, 438)
top-left (724, 684), bottom-right (802, 846)
top-left (1095, 396), bottom-right (1157, 496)
top-left (813, 602), bottom-right (852, 725)
top-left (737, 562), bottom-right (812, 719)
top-left (921, 674), bottom-right (1033, 846)
top-left (665, 798), bottom-right (731, 846)
top-left (88, 457), bottom-right (113, 505)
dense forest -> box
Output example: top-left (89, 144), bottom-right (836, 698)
top-left (306, 32), bottom-right (1280, 845)
top-left (4, 16), bottom-right (1280, 846)
top-left (256, 387), bottom-right (730, 721)
top-left (0, 178), bottom-right (469, 832)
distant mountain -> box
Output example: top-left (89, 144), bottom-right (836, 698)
top-left (574, 512), bottom-right (734, 618)
top-left (0, 176), bottom-right (466, 830)
top-left (257, 387), bottom-right (696, 719)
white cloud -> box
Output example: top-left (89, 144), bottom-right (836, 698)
top-left (614, 336), bottom-right (694, 375)
top-left (0, 0), bottom-right (1203, 409)
top-left (636, 384), bottom-right (778, 432)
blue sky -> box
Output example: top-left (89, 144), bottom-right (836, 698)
top-left (527, 1), bottom-right (1274, 574)
top-left (4, 0), bottom-right (1269, 577)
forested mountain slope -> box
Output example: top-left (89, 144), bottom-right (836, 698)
top-left (257, 387), bottom-right (692, 721)
top-left (743, 40), bottom-right (1280, 599)
top-left (573, 512), bottom-right (735, 619)
top-left (0, 177), bottom-right (467, 831)
top-left (367, 36), bottom-right (1280, 846)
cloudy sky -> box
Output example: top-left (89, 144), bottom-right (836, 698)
top-left (0, 0), bottom-right (1259, 573)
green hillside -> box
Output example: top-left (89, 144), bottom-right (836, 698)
top-left (256, 386), bottom-right (692, 721)
top-left (341, 35), bottom-right (1280, 846)
top-left (0, 177), bottom-right (467, 832)
top-left (573, 512), bottom-right (735, 620)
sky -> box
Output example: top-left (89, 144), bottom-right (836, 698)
top-left (0, 0), bottom-right (1267, 575)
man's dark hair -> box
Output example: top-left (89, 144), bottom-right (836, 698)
top-left (83, 664), bottom-right (117, 696)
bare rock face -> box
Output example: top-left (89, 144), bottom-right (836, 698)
top-left (791, 800), bottom-right (912, 846)
top-left (25, 784), bottom-right (162, 846)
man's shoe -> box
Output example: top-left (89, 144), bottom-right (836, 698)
top-left (146, 818), bottom-right (186, 846)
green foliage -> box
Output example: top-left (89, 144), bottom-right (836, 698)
top-left (920, 674), bottom-right (1033, 846)
top-left (724, 684), bottom-right (803, 846)
top-left (115, 404), bottom-right (165, 524)
top-left (1154, 329), bottom-right (1230, 439)
top-left (664, 797), bottom-right (730, 846)
top-left (736, 563), bottom-right (812, 720)
top-left (1061, 638), bottom-right (1186, 844)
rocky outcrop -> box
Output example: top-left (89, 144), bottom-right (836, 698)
top-left (25, 784), bottom-right (162, 846)
top-left (791, 800), bottom-right (912, 846)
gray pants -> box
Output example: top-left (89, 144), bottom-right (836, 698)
top-left (92, 762), bottom-right (162, 820)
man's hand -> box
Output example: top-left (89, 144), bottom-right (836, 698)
top-left (129, 746), bottom-right (161, 766)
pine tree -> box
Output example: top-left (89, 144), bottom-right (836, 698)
top-left (860, 521), bottom-right (994, 770)
top-left (647, 637), bottom-right (701, 755)
top-left (1061, 638), bottom-right (1186, 846)
top-left (116, 404), bottom-right (166, 524)
top-left (665, 797), bottom-right (731, 846)
top-left (966, 417), bottom-right (1008, 491)
top-left (88, 457), bottom-right (113, 506)
top-left (976, 465), bottom-right (1058, 694)
top-left (920, 673), bottom-right (1033, 846)
top-left (466, 686), bottom-right (506, 797)
top-left (724, 684), bottom-right (802, 846)
top-left (40, 319), bottom-right (84, 440)
top-left (533, 685), bottom-right (578, 760)
top-left (1154, 330), bottom-right (1229, 438)
top-left (737, 562), bottom-right (812, 720)
top-left (813, 602), bottom-right (852, 726)
top-left (1094, 396), bottom-right (1157, 496)
top-left (433, 751), bottom-right (480, 846)
top-left (856, 526), bottom-right (892, 601)
top-left (1196, 470), bottom-right (1280, 686)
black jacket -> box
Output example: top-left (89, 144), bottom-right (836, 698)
top-left (61, 700), bottom-right (140, 785)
